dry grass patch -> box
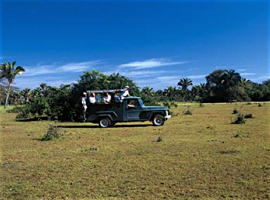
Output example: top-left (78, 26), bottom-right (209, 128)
top-left (0, 103), bottom-right (270, 199)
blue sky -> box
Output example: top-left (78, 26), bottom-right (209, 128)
top-left (0, 0), bottom-right (269, 90)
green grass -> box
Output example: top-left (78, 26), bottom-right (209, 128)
top-left (0, 103), bottom-right (270, 199)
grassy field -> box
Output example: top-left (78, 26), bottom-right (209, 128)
top-left (0, 103), bottom-right (269, 199)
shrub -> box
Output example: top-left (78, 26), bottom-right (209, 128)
top-left (244, 113), bottom-right (253, 118)
top-left (232, 108), bottom-right (238, 114)
top-left (258, 103), bottom-right (262, 107)
top-left (183, 106), bottom-right (193, 115)
top-left (232, 114), bottom-right (246, 124)
top-left (163, 102), bottom-right (178, 109)
top-left (199, 103), bottom-right (204, 107)
top-left (41, 123), bottom-right (64, 141)
top-left (183, 109), bottom-right (192, 115)
top-left (7, 106), bottom-right (23, 113)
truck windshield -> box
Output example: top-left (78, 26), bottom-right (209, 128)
top-left (139, 99), bottom-right (145, 107)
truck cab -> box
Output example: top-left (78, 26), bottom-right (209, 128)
top-left (86, 97), bottom-right (171, 128)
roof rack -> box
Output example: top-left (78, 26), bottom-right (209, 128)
top-left (87, 89), bottom-right (125, 94)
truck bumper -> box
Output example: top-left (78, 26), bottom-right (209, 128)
top-left (164, 115), bottom-right (171, 119)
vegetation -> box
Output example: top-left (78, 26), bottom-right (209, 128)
top-left (1, 103), bottom-right (269, 199)
top-left (1, 60), bottom-right (270, 121)
top-left (0, 62), bottom-right (25, 108)
top-left (231, 113), bottom-right (246, 124)
top-left (41, 123), bottom-right (64, 141)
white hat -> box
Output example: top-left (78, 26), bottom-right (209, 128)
top-left (83, 92), bottom-right (87, 95)
top-left (124, 86), bottom-right (129, 89)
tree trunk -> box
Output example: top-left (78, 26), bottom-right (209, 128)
top-left (4, 82), bottom-right (11, 109)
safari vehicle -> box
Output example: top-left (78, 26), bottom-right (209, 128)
top-left (85, 90), bottom-right (171, 128)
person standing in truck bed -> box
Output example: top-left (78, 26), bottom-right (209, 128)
top-left (82, 92), bottom-right (88, 121)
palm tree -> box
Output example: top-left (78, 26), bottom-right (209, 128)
top-left (221, 70), bottom-right (241, 87)
top-left (177, 78), bottom-right (193, 90)
top-left (21, 88), bottom-right (31, 103)
top-left (163, 86), bottom-right (177, 101)
top-left (142, 86), bottom-right (155, 97)
top-left (0, 62), bottom-right (25, 108)
top-left (178, 78), bottom-right (193, 101)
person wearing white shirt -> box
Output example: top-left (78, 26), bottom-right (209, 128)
top-left (103, 92), bottom-right (111, 104)
top-left (82, 92), bottom-right (87, 121)
top-left (120, 86), bottom-right (131, 100)
top-left (89, 93), bottom-right (96, 104)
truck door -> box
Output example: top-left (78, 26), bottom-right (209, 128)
top-left (126, 99), bottom-right (141, 120)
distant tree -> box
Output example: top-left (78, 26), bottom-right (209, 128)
top-left (177, 78), bottom-right (193, 90)
top-left (221, 70), bottom-right (241, 87)
top-left (164, 86), bottom-right (177, 101)
top-left (206, 69), bottom-right (225, 88)
top-left (21, 88), bottom-right (31, 103)
top-left (140, 86), bottom-right (157, 105)
top-left (178, 78), bottom-right (193, 101)
top-left (0, 62), bottom-right (25, 108)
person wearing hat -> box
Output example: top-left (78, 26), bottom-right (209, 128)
top-left (82, 92), bottom-right (88, 121)
top-left (120, 86), bottom-right (131, 100)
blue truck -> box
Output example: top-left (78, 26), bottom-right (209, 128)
top-left (85, 96), bottom-right (171, 128)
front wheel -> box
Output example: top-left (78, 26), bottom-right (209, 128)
top-left (152, 114), bottom-right (165, 126)
top-left (99, 117), bottom-right (112, 128)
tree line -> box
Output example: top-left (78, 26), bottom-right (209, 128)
top-left (0, 61), bottom-right (269, 121)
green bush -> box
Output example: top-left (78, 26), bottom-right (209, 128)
top-left (232, 108), bottom-right (238, 114)
top-left (162, 102), bottom-right (178, 109)
top-left (199, 103), bottom-right (204, 107)
top-left (41, 123), bottom-right (64, 141)
top-left (244, 113), bottom-right (253, 118)
top-left (232, 114), bottom-right (246, 124)
top-left (183, 110), bottom-right (192, 115)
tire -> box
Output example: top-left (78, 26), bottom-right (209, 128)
top-left (99, 117), bottom-right (112, 128)
top-left (152, 114), bottom-right (165, 126)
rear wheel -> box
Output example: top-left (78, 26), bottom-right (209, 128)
top-left (152, 114), bottom-right (165, 126)
top-left (99, 117), bottom-right (112, 128)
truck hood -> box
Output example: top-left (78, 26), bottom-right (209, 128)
top-left (142, 106), bottom-right (168, 111)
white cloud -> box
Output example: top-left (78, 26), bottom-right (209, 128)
top-left (23, 60), bottom-right (101, 77)
top-left (156, 76), bottom-right (179, 86)
top-left (24, 65), bottom-right (56, 76)
top-left (58, 61), bottom-right (101, 72)
top-left (114, 70), bottom-right (167, 78)
top-left (14, 76), bottom-right (76, 89)
top-left (237, 69), bottom-right (246, 72)
top-left (240, 73), bottom-right (256, 76)
top-left (120, 58), bottom-right (189, 69)
top-left (258, 76), bottom-right (270, 79)
top-left (187, 74), bottom-right (207, 79)
top-left (157, 76), bottom-right (178, 81)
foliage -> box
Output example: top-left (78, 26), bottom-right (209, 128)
top-left (231, 114), bottom-right (246, 124)
top-left (41, 123), bottom-right (64, 141)
top-left (182, 106), bottom-right (193, 115)
top-left (244, 114), bottom-right (253, 118)
top-left (0, 61), bottom-right (25, 108)
top-left (16, 71), bottom-right (138, 121)
top-left (232, 108), bottom-right (238, 114)
top-left (162, 101), bottom-right (178, 109)
top-left (6, 66), bottom-right (270, 122)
